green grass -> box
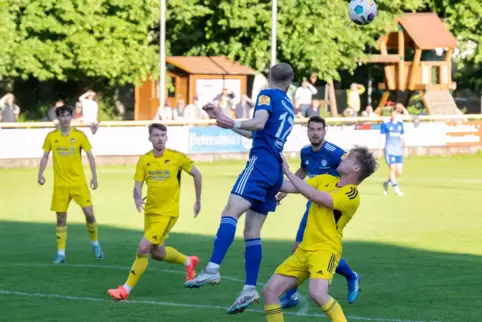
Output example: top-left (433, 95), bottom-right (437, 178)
top-left (1, 156), bottom-right (482, 321)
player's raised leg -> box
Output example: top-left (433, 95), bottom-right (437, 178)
top-left (263, 274), bottom-right (298, 322)
top-left (81, 206), bottom-right (104, 260)
top-left (226, 209), bottom-right (267, 314)
top-left (108, 233), bottom-right (197, 300)
top-left (54, 212), bottom-right (67, 264)
top-left (185, 194), bottom-right (252, 288)
top-left (310, 278), bottom-right (347, 322)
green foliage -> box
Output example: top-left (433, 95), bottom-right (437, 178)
top-left (166, 0), bottom-right (425, 80)
top-left (424, 0), bottom-right (482, 90)
top-left (5, 0), bottom-right (158, 84)
top-left (2, 0), bottom-right (481, 91)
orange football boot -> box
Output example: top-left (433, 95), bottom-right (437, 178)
top-left (107, 285), bottom-right (129, 301)
top-left (185, 256), bottom-right (200, 282)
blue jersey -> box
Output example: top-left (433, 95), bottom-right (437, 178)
top-left (380, 121), bottom-right (404, 156)
top-left (250, 88), bottom-right (295, 164)
top-left (231, 88), bottom-right (294, 216)
top-left (300, 141), bottom-right (345, 178)
top-left (295, 141), bottom-right (345, 243)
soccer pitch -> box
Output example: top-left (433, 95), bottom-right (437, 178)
top-left (1, 155), bottom-right (482, 322)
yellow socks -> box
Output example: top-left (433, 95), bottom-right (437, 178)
top-left (264, 304), bottom-right (284, 322)
top-left (321, 298), bottom-right (347, 322)
top-left (56, 226), bottom-right (67, 255)
top-left (125, 254), bottom-right (149, 290)
top-left (86, 222), bottom-right (98, 243)
top-left (163, 246), bottom-right (188, 266)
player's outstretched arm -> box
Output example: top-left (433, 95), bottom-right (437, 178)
top-left (86, 151), bottom-right (98, 190)
top-left (280, 180), bottom-right (299, 193)
top-left (38, 151), bottom-right (49, 185)
top-left (230, 128), bottom-right (253, 139)
top-left (280, 152), bottom-right (333, 208)
top-left (276, 167), bottom-right (307, 203)
top-left (188, 165), bottom-right (202, 217)
top-left (233, 110), bottom-right (269, 131)
top-left (285, 171), bottom-right (334, 209)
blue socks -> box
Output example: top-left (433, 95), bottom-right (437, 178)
top-left (208, 216), bottom-right (262, 287)
top-left (209, 216), bottom-right (237, 265)
top-left (285, 287), bottom-right (298, 299)
top-left (336, 258), bottom-right (357, 282)
top-left (244, 238), bottom-right (262, 286)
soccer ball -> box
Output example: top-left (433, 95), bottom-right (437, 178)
top-left (348, 0), bottom-right (377, 25)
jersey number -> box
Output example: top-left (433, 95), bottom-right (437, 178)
top-left (275, 112), bottom-right (294, 140)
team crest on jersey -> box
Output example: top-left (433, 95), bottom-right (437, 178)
top-left (258, 95), bottom-right (271, 106)
top-left (70, 138), bottom-right (76, 144)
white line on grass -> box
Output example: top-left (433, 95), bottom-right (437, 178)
top-left (7, 263), bottom-right (439, 322)
top-left (0, 289), bottom-right (439, 322)
top-left (10, 263), bottom-right (309, 314)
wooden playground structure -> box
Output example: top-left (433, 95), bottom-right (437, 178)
top-left (365, 13), bottom-right (459, 115)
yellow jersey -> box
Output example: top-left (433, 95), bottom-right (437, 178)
top-left (134, 149), bottom-right (193, 217)
top-left (42, 128), bottom-right (92, 186)
top-left (298, 174), bottom-right (360, 254)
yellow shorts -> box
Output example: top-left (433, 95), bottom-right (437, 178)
top-left (275, 248), bottom-right (340, 286)
top-left (144, 214), bottom-right (178, 245)
top-left (51, 185), bottom-right (92, 212)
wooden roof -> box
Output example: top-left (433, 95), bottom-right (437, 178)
top-left (378, 13), bottom-right (458, 50)
top-left (166, 56), bottom-right (256, 75)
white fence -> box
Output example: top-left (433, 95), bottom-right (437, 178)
top-left (1, 115), bottom-right (481, 160)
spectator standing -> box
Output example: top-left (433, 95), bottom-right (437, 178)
top-left (294, 78), bottom-right (317, 117)
top-left (73, 101), bottom-right (84, 120)
top-left (306, 99), bottom-right (321, 117)
top-left (173, 98), bottom-right (186, 120)
top-left (154, 101), bottom-right (173, 121)
top-left (0, 93), bottom-right (21, 122)
top-left (184, 96), bottom-right (207, 121)
top-left (213, 88), bottom-right (235, 118)
top-left (347, 83), bottom-right (366, 116)
top-left (235, 95), bottom-right (254, 119)
top-left (79, 90), bottom-right (99, 134)
top-left (43, 100), bottom-right (65, 123)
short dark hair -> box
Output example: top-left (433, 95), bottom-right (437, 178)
top-left (269, 63), bottom-right (294, 91)
top-left (55, 105), bottom-right (73, 117)
top-left (351, 145), bottom-right (378, 183)
top-left (148, 123), bottom-right (167, 135)
top-left (307, 116), bottom-right (326, 129)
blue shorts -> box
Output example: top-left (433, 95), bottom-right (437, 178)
top-left (231, 156), bottom-right (283, 215)
top-left (385, 153), bottom-right (403, 165)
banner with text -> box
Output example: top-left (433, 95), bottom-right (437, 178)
top-left (0, 121), bottom-right (479, 159)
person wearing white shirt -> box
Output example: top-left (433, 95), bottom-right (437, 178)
top-left (294, 78), bottom-right (317, 117)
top-left (79, 90), bottom-right (100, 134)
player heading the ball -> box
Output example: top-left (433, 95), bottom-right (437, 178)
top-left (185, 63), bottom-right (295, 315)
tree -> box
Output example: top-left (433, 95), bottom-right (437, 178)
top-left (5, 0), bottom-right (159, 84)
top-left (166, 0), bottom-right (425, 81)
top-left (424, 0), bottom-right (482, 90)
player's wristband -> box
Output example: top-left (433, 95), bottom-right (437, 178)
top-left (233, 120), bottom-right (242, 129)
